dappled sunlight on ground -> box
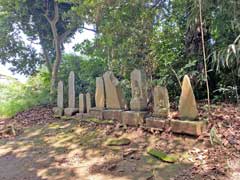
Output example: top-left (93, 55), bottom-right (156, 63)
top-left (0, 119), bottom-right (202, 180)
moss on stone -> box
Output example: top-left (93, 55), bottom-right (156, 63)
top-left (147, 148), bottom-right (177, 163)
top-left (106, 138), bottom-right (131, 146)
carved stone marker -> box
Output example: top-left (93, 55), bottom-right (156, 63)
top-left (130, 69), bottom-right (147, 111)
top-left (153, 86), bottom-right (170, 117)
top-left (103, 71), bottom-right (126, 109)
top-left (68, 71), bottom-right (75, 108)
top-left (95, 77), bottom-right (105, 109)
top-left (57, 81), bottom-right (64, 108)
top-left (53, 81), bottom-right (64, 116)
top-left (64, 71), bottom-right (78, 116)
top-left (86, 93), bottom-right (92, 113)
top-left (79, 93), bottom-right (86, 113)
top-left (179, 75), bottom-right (198, 120)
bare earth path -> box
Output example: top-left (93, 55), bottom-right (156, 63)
top-left (0, 104), bottom-right (239, 180)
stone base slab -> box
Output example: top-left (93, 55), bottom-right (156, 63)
top-left (103, 110), bottom-right (123, 122)
top-left (52, 107), bottom-right (64, 116)
top-left (122, 111), bottom-right (148, 126)
top-left (145, 117), bottom-right (169, 130)
top-left (170, 120), bottom-right (207, 136)
top-left (89, 108), bottom-right (104, 120)
top-left (64, 108), bottom-right (79, 116)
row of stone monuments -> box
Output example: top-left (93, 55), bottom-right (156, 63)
top-left (53, 69), bottom-right (206, 136)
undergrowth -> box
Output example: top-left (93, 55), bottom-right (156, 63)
top-left (0, 69), bottom-right (50, 118)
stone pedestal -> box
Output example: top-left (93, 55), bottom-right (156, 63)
top-left (103, 110), bottom-right (123, 122)
top-left (145, 117), bottom-right (169, 130)
top-left (53, 107), bottom-right (64, 116)
top-left (89, 108), bottom-right (104, 120)
top-left (170, 120), bottom-right (207, 136)
top-left (64, 108), bottom-right (79, 116)
top-left (122, 111), bottom-right (148, 126)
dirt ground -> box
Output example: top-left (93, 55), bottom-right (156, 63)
top-left (0, 104), bottom-right (239, 180)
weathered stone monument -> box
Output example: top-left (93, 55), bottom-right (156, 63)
top-left (86, 93), bottom-right (92, 113)
top-left (103, 71), bottom-right (126, 109)
top-left (145, 86), bottom-right (170, 129)
top-left (122, 69), bottom-right (148, 126)
top-left (130, 69), bottom-right (148, 111)
top-left (53, 81), bottom-right (64, 116)
top-left (179, 75), bottom-right (198, 120)
top-left (64, 71), bottom-right (78, 116)
top-left (95, 77), bottom-right (105, 109)
top-left (89, 77), bottom-right (105, 119)
top-left (153, 86), bottom-right (170, 117)
top-left (170, 75), bottom-right (206, 136)
top-left (79, 93), bottom-right (86, 113)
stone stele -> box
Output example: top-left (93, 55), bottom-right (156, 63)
top-left (68, 71), bottom-right (75, 108)
top-left (64, 71), bottom-right (78, 116)
top-left (179, 75), bottom-right (198, 120)
top-left (79, 93), bottom-right (86, 113)
top-left (86, 93), bottom-right (92, 113)
top-left (57, 81), bottom-right (64, 108)
top-left (130, 69), bottom-right (148, 111)
top-left (153, 86), bottom-right (170, 117)
top-left (103, 71), bottom-right (126, 109)
top-left (95, 77), bottom-right (105, 109)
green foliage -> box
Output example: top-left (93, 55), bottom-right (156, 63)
top-left (0, 69), bottom-right (50, 118)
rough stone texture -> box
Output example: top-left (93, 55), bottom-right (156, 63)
top-left (179, 75), bottom-right (198, 120)
top-left (86, 93), bottom-right (92, 113)
top-left (130, 69), bottom-right (148, 111)
top-left (68, 71), bottom-right (76, 108)
top-left (89, 108), bottom-right (104, 120)
top-left (103, 71), bottom-right (126, 109)
top-left (79, 93), bottom-right (86, 113)
top-left (64, 108), bottom-right (78, 116)
top-left (122, 111), bottom-right (148, 126)
top-left (103, 110), bottom-right (123, 122)
top-left (95, 77), bottom-right (105, 109)
top-left (153, 86), bottom-right (170, 117)
top-left (145, 117), bottom-right (169, 130)
top-left (52, 107), bottom-right (64, 116)
top-left (57, 81), bottom-right (64, 108)
top-left (170, 119), bottom-right (207, 136)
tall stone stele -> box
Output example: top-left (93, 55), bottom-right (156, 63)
top-left (53, 81), bottom-right (64, 116)
top-left (153, 86), bottom-right (170, 117)
top-left (64, 71), bottom-right (78, 116)
top-left (179, 75), bottom-right (198, 120)
top-left (86, 93), bottom-right (92, 113)
top-left (103, 71), bottom-right (126, 109)
top-left (95, 77), bottom-right (105, 109)
top-left (79, 93), bottom-right (86, 113)
top-left (130, 69), bottom-right (148, 111)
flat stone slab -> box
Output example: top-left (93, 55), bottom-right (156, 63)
top-left (170, 119), bottom-right (207, 136)
top-left (52, 107), bottom-right (64, 116)
top-left (122, 111), bottom-right (148, 126)
top-left (145, 117), bottom-right (169, 130)
top-left (103, 110), bottom-right (123, 122)
top-left (64, 108), bottom-right (79, 116)
top-left (89, 108), bottom-right (104, 120)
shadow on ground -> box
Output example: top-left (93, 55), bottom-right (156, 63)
top-left (0, 119), bottom-right (198, 180)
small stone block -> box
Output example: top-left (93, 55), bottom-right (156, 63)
top-left (122, 111), bottom-right (148, 126)
top-left (64, 108), bottom-right (79, 116)
top-left (170, 119), bottom-right (207, 136)
top-left (52, 107), bottom-right (64, 116)
top-left (103, 110), bottom-right (123, 122)
top-left (75, 113), bottom-right (84, 119)
top-left (145, 117), bottom-right (168, 130)
top-left (89, 108), bottom-right (104, 120)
